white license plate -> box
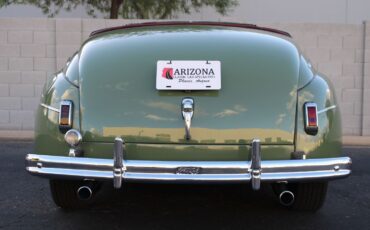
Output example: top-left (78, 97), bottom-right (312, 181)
top-left (156, 60), bottom-right (221, 90)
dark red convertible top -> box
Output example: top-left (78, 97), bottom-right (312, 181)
top-left (89, 21), bottom-right (292, 38)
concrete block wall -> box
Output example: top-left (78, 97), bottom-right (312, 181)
top-left (0, 18), bottom-right (55, 130)
top-left (263, 23), bottom-right (367, 136)
top-left (0, 18), bottom-right (369, 137)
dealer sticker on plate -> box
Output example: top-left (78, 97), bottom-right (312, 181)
top-left (156, 60), bottom-right (221, 90)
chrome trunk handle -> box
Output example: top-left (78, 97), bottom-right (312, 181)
top-left (181, 98), bottom-right (194, 140)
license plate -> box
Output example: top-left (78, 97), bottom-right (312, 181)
top-left (156, 60), bottom-right (221, 90)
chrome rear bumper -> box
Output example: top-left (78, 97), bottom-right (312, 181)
top-left (25, 139), bottom-right (351, 191)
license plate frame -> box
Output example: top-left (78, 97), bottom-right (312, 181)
top-left (156, 60), bottom-right (221, 90)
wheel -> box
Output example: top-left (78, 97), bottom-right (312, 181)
top-left (49, 179), bottom-right (94, 209)
top-left (291, 182), bottom-right (328, 212)
top-left (272, 182), bottom-right (328, 212)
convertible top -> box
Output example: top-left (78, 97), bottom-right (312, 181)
top-left (89, 21), bottom-right (292, 38)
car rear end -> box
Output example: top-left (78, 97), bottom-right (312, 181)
top-left (25, 22), bottom-right (351, 211)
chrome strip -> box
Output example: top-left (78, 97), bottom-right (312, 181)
top-left (318, 105), bottom-right (337, 114)
top-left (26, 167), bottom-right (350, 182)
top-left (27, 167), bottom-right (113, 179)
top-left (261, 170), bottom-right (351, 181)
top-left (25, 154), bottom-right (352, 183)
top-left (40, 103), bottom-right (60, 113)
top-left (124, 173), bottom-right (251, 182)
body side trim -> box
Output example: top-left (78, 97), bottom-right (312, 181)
top-left (40, 103), bottom-right (60, 113)
top-left (318, 105), bottom-right (337, 114)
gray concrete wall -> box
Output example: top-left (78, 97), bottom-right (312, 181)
top-left (1, 1), bottom-right (370, 24)
top-left (0, 18), bottom-right (369, 137)
top-left (179, 0), bottom-right (370, 24)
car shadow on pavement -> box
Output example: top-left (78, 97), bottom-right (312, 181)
top-left (54, 183), bottom-right (320, 230)
top-left (3, 142), bottom-right (363, 229)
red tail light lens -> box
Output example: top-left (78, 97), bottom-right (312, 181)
top-left (304, 102), bottom-right (318, 135)
top-left (59, 100), bottom-right (73, 133)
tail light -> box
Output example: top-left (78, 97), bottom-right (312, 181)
top-left (304, 102), bottom-right (318, 135)
top-left (59, 100), bottom-right (73, 132)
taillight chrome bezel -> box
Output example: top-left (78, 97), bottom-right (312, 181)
top-left (59, 100), bottom-right (73, 132)
top-left (304, 102), bottom-right (318, 135)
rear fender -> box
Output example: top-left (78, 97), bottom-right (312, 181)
top-left (295, 74), bottom-right (342, 158)
top-left (35, 55), bottom-right (80, 156)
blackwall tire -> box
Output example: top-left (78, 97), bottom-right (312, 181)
top-left (291, 182), bottom-right (328, 212)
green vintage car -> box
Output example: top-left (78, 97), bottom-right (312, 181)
top-left (25, 21), bottom-right (351, 211)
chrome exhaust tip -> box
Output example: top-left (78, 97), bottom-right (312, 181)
top-left (77, 186), bottom-right (93, 200)
top-left (279, 190), bottom-right (295, 206)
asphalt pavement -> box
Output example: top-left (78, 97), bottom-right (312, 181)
top-left (0, 141), bottom-right (369, 230)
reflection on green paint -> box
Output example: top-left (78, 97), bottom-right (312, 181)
top-left (81, 142), bottom-right (294, 161)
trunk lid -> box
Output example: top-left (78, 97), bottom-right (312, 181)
top-left (79, 26), bottom-right (299, 145)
